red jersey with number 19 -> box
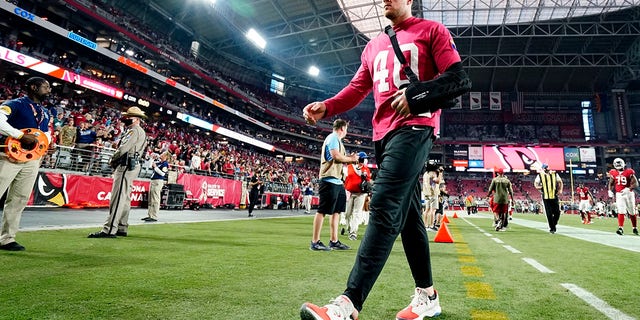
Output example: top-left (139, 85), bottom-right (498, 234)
top-left (323, 17), bottom-right (462, 141)
top-left (576, 186), bottom-right (590, 200)
top-left (609, 168), bottom-right (636, 192)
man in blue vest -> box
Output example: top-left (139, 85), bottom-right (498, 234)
top-left (143, 151), bottom-right (170, 222)
top-left (0, 77), bottom-right (52, 251)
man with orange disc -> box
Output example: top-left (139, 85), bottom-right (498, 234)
top-left (0, 76), bottom-right (53, 251)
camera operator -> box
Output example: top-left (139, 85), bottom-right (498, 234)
top-left (88, 107), bottom-right (147, 238)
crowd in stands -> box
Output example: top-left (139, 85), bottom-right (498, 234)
top-left (73, 0), bottom-right (374, 135)
top-left (0, 30), bottom-right (372, 163)
top-left (3, 0), bottom-right (637, 212)
top-left (443, 123), bottom-right (562, 142)
top-left (0, 74), bottom-right (322, 193)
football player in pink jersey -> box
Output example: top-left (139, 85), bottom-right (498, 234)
top-left (607, 158), bottom-right (639, 235)
top-left (300, 0), bottom-right (470, 319)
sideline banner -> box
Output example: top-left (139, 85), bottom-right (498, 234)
top-left (30, 172), bottom-right (150, 207)
top-left (29, 172), bottom-right (241, 208)
top-left (176, 173), bottom-right (242, 207)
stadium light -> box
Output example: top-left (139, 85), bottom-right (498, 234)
top-left (308, 65), bottom-right (320, 77)
top-left (246, 28), bottom-right (266, 51)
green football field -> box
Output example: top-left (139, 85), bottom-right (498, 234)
top-left (1, 211), bottom-right (638, 319)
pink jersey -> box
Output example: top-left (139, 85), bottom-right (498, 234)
top-left (323, 17), bottom-right (461, 141)
top-left (576, 186), bottom-right (590, 200)
top-left (609, 168), bottom-right (636, 192)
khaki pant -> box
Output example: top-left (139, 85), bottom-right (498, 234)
top-left (342, 192), bottom-right (367, 235)
top-left (302, 195), bottom-right (312, 212)
top-left (102, 164), bottom-right (141, 235)
top-left (0, 156), bottom-right (40, 245)
top-left (147, 179), bottom-right (165, 219)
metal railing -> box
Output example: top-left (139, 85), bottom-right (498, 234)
top-left (43, 145), bottom-right (116, 177)
top-left (41, 145), bottom-right (302, 195)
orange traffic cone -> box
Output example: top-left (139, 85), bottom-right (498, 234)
top-left (452, 212), bottom-right (459, 219)
top-left (434, 223), bottom-right (454, 243)
top-left (441, 214), bottom-right (450, 224)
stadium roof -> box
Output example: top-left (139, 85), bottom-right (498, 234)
top-left (113, 0), bottom-right (640, 102)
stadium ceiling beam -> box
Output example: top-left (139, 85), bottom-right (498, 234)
top-left (260, 8), bottom-right (352, 39)
top-left (232, 20), bottom-right (640, 60)
top-left (278, 33), bottom-right (368, 60)
top-left (258, 7), bottom-right (639, 40)
top-left (611, 39), bottom-right (640, 87)
top-left (462, 53), bottom-right (628, 68)
top-left (611, 10), bottom-right (640, 87)
top-left (451, 21), bottom-right (640, 38)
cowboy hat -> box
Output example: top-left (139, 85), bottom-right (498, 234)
top-left (122, 106), bottom-right (147, 119)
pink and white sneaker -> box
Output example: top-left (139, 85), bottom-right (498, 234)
top-left (396, 288), bottom-right (441, 320)
top-left (300, 295), bottom-right (359, 320)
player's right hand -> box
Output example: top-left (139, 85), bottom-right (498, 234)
top-left (19, 133), bottom-right (39, 150)
top-left (608, 190), bottom-right (614, 198)
top-left (302, 102), bottom-right (326, 125)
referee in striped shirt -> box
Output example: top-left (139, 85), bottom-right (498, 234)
top-left (534, 164), bottom-right (564, 234)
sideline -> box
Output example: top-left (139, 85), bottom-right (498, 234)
top-left (462, 212), bottom-right (640, 253)
top-left (16, 207), bottom-right (310, 232)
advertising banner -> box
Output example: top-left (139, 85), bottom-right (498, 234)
top-left (453, 145), bottom-right (468, 159)
top-left (483, 146), bottom-right (565, 171)
top-left (468, 146), bottom-right (483, 160)
top-left (30, 172), bottom-right (150, 207)
top-left (177, 173), bottom-right (242, 207)
top-left (563, 147), bottom-right (580, 163)
top-left (29, 172), bottom-right (242, 208)
top-left (453, 160), bottom-right (469, 167)
top-left (579, 147), bottom-right (597, 163)
top-left (468, 160), bottom-right (484, 168)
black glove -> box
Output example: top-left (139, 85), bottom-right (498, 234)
top-left (440, 100), bottom-right (457, 110)
top-left (19, 134), bottom-right (38, 150)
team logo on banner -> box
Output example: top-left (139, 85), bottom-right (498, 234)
top-left (489, 92), bottom-right (501, 110)
top-left (452, 96), bottom-right (462, 109)
top-left (483, 146), bottom-right (566, 172)
top-left (32, 172), bottom-right (69, 206)
top-left (470, 92), bottom-right (481, 110)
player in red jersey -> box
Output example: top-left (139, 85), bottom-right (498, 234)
top-left (607, 158), bottom-right (639, 235)
top-left (576, 183), bottom-right (594, 224)
top-left (300, 0), bottom-right (470, 318)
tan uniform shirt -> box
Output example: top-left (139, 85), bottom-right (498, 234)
top-left (111, 124), bottom-right (146, 166)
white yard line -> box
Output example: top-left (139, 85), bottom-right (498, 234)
top-left (461, 213), bottom-right (640, 253)
top-left (561, 283), bottom-right (636, 320)
top-left (502, 245), bottom-right (521, 253)
top-left (522, 257), bottom-right (555, 273)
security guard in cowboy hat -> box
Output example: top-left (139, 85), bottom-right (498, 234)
top-left (89, 106), bottom-right (147, 238)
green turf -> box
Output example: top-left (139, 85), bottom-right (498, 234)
top-left (0, 213), bottom-right (638, 319)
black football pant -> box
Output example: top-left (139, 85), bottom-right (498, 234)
top-left (343, 126), bottom-right (434, 311)
top-left (543, 198), bottom-right (560, 232)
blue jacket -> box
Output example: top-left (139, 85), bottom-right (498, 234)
top-left (1, 96), bottom-right (50, 132)
top-left (151, 160), bottom-right (169, 180)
